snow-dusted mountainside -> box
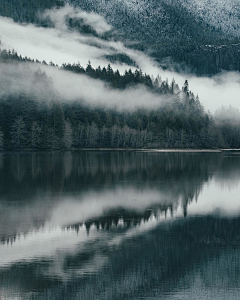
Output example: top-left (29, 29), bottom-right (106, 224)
top-left (69, 0), bottom-right (240, 44)
top-left (177, 0), bottom-right (240, 38)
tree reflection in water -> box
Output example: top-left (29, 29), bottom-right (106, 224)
top-left (0, 151), bottom-right (240, 299)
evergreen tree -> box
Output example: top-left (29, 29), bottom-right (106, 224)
top-left (30, 121), bottom-right (42, 148)
top-left (0, 49), bottom-right (237, 150)
top-left (11, 117), bottom-right (27, 148)
top-left (183, 80), bottom-right (189, 94)
top-left (0, 127), bottom-right (4, 149)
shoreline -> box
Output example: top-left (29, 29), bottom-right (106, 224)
top-left (77, 148), bottom-right (223, 153)
top-left (1, 148), bottom-right (240, 153)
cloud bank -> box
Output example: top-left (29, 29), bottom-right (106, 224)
top-left (0, 62), bottom-right (169, 111)
top-left (0, 4), bottom-right (240, 112)
top-left (41, 4), bottom-right (112, 35)
top-left (0, 5), bottom-right (157, 73)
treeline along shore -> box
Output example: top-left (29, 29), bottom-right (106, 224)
top-left (0, 49), bottom-right (240, 151)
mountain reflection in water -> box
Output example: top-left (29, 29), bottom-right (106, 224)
top-left (0, 151), bottom-right (240, 300)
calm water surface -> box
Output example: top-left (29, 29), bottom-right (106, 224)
top-left (0, 151), bottom-right (240, 300)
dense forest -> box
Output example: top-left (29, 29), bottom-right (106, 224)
top-left (69, 0), bottom-right (240, 75)
top-left (0, 0), bottom-right (64, 23)
top-left (0, 49), bottom-right (239, 150)
top-left (153, 43), bottom-right (240, 76)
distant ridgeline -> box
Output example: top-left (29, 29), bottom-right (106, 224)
top-left (0, 49), bottom-right (240, 150)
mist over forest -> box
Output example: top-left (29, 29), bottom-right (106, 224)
top-left (0, 49), bottom-right (239, 150)
top-left (2, 3), bottom-right (240, 300)
top-left (0, 2), bottom-right (240, 150)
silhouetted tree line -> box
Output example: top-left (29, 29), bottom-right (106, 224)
top-left (65, 206), bottom-right (172, 235)
top-left (0, 49), bottom-right (238, 150)
top-left (63, 60), bottom-right (155, 90)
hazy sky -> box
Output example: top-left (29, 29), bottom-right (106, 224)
top-left (0, 5), bottom-right (240, 112)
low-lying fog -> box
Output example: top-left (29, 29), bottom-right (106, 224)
top-left (0, 4), bottom-right (240, 112)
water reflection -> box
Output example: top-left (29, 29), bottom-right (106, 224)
top-left (0, 151), bottom-right (240, 299)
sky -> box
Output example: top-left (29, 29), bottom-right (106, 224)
top-left (0, 4), bottom-right (240, 112)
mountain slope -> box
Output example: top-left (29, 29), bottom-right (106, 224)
top-left (69, 0), bottom-right (227, 46)
top-left (0, 0), bottom-right (64, 23)
top-left (68, 0), bottom-right (240, 75)
top-left (176, 0), bottom-right (240, 38)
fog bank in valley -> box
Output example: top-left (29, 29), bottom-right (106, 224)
top-left (0, 62), bottom-right (169, 111)
top-left (0, 4), bottom-right (240, 112)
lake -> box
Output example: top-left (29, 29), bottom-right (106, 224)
top-left (0, 151), bottom-right (240, 300)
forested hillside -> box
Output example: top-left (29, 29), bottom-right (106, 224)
top-left (69, 0), bottom-right (240, 75)
top-left (214, 106), bottom-right (240, 149)
top-left (153, 43), bottom-right (240, 76)
top-left (0, 49), bottom-right (239, 150)
top-left (0, 0), bottom-right (64, 23)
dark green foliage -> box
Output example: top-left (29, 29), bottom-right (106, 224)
top-left (0, 0), bottom-right (64, 23)
top-left (69, 0), bottom-right (240, 75)
top-left (0, 50), bottom-right (238, 150)
top-left (62, 62), bottom-right (154, 91)
top-left (215, 106), bottom-right (240, 148)
top-left (154, 43), bottom-right (240, 76)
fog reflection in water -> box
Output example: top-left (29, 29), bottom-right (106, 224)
top-left (0, 151), bottom-right (240, 300)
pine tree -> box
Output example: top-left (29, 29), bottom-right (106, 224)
top-left (30, 121), bottom-right (41, 148)
top-left (0, 127), bottom-right (4, 149)
top-left (47, 128), bottom-right (60, 149)
top-left (11, 117), bottom-right (27, 148)
top-left (183, 80), bottom-right (189, 94)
